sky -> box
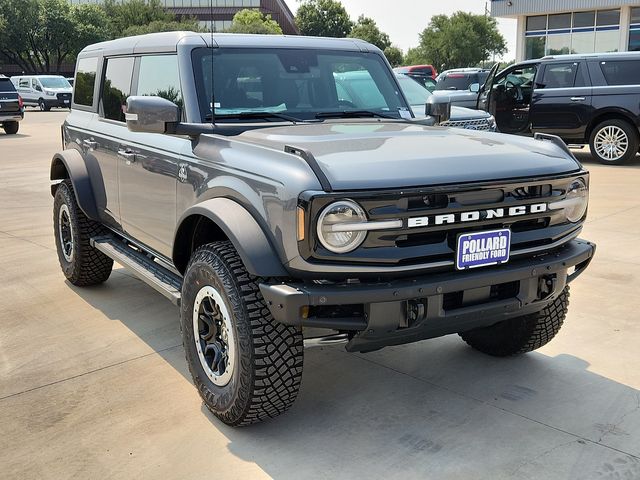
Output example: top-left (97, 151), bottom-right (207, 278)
top-left (283, 0), bottom-right (518, 60)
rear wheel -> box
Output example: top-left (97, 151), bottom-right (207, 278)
top-left (3, 122), bottom-right (19, 134)
top-left (53, 180), bottom-right (113, 285)
top-left (181, 241), bottom-right (304, 426)
top-left (589, 119), bottom-right (639, 165)
top-left (459, 287), bottom-right (569, 356)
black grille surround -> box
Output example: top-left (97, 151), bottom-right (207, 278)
top-left (299, 173), bottom-right (588, 272)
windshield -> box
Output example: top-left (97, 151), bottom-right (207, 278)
top-left (396, 75), bottom-right (431, 106)
top-left (192, 48), bottom-right (408, 122)
top-left (435, 74), bottom-right (477, 91)
top-left (39, 77), bottom-right (71, 89)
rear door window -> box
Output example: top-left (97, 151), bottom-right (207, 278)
top-left (436, 74), bottom-right (473, 91)
top-left (74, 57), bottom-right (99, 107)
top-left (101, 56), bottom-right (134, 122)
top-left (599, 60), bottom-right (640, 86)
top-left (540, 63), bottom-right (579, 88)
top-left (19, 78), bottom-right (29, 88)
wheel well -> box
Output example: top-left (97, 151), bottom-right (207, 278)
top-left (50, 158), bottom-right (70, 196)
top-left (173, 215), bottom-right (228, 274)
top-left (587, 113), bottom-right (638, 142)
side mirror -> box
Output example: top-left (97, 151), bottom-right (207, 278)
top-left (35, 85), bottom-right (42, 92)
top-left (469, 83), bottom-right (480, 93)
top-left (425, 96), bottom-right (451, 125)
top-left (126, 96), bottom-right (179, 134)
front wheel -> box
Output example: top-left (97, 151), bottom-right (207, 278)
top-left (38, 99), bottom-right (51, 112)
top-left (459, 287), bottom-right (569, 356)
top-left (3, 122), bottom-right (19, 134)
top-left (589, 119), bottom-right (639, 165)
top-left (181, 241), bottom-right (304, 426)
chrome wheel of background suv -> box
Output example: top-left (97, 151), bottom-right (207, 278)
top-left (590, 119), bottom-right (639, 166)
top-left (594, 125), bottom-right (628, 162)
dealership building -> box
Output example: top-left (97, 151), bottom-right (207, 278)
top-left (491, 0), bottom-right (640, 61)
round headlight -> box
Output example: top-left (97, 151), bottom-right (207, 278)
top-left (564, 178), bottom-right (589, 222)
top-left (316, 200), bottom-right (367, 253)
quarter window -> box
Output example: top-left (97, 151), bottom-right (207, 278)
top-left (74, 57), bottom-right (98, 107)
top-left (101, 57), bottom-right (134, 122)
top-left (136, 55), bottom-right (183, 109)
top-left (19, 78), bottom-right (29, 88)
top-left (599, 60), bottom-right (640, 86)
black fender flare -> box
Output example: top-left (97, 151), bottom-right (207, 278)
top-left (174, 198), bottom-right (288, 278)
top-left (50, 149), bottom-right (100, 221)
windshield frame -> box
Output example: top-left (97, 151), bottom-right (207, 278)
top-left (191, 47), bottom-right (413, 124)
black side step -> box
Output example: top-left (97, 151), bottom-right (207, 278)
top-left (91, 235), bottom-right (183, 306)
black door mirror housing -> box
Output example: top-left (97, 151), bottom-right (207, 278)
top-left (126, 96), bottom-right (180, 134)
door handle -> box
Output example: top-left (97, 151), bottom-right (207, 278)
top-left (117, 148), bottom-right (136, 164)
top-left (83, 139), bottom-right (98, 150)
top-left (570, 97), bottom-right (586, 102)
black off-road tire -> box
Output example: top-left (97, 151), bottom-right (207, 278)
top-left (181, 241), bottom-right (304, 426)
top-left (3, 122), bottom-right (19, 134)
top-left (459, 287), bottom-right (570, 356)
top-left (53, 180), bottom-right (113, 286)
top-left (589, 119), bottom-right (639, 165)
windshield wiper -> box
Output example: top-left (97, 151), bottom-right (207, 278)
top-left (205, 111), bottom-right (308, 123)
top-left (315, 110), bottom-right (400, 120)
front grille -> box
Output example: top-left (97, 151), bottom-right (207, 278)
top-left (56, 93), bottom-right (71, 101)
top-left (301, 175), bottom-right (585, 270)
top-left (440, 117), bottom-right (492, 131)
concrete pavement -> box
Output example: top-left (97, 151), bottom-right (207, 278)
top-left (1, 111), bottom-right (639, 479)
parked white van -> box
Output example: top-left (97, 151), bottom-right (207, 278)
top-left (10, 75), bottom-right (72, 111)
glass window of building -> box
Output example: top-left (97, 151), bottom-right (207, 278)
top-left (525, 36), bottom-right (546, 60)
top-left (630, 8), bottom-right (640, 52)
top-left (573, 11), bottom-right (595, 29)
top-left (526, 15), bottom-right (547, 31)
top-left (546, 34), bottom-right (571, 55)
top-left (548, 13), bottom-right (571, 30)
top-left (596, 9), bottom-right (620, 26)
top-left (595, 30), bottom-right (619, 53)
top-left (572, 32), bottom-right (595, 54)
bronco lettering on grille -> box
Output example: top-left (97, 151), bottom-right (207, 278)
top-left (407, 203), bottom-right (548, 228)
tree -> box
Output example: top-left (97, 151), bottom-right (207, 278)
top-left (122, 18), bottom-right (202, 37)
top-left (103, 0), bottom-right (172, 36)
top-left (416, 12), bottom-right (506, 71)
top-left (384, 46), bottom-right (403, 67)
top-left (295, 0), bottom-right (352, 38)
top-left (403, 46), bottom-right (428, 66)
top-left (226, 9), bottom-right (283, 34)
top-left (347, 15), bottom-right (390, 51)
top-left (0, 0), bottom-right (110, 74)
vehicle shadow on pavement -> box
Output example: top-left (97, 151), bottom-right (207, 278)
top-left (71, 270), bottom-right (640, 479)
top-left (0, 133), bottom-right (30, 139)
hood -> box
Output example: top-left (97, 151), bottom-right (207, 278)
top-left (235, 121), bottom-right (581, 191)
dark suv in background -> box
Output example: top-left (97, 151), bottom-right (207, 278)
top-left (0, 75), bottom-right (23, 135)
top-left (478, 52), bottom-right (640, 165)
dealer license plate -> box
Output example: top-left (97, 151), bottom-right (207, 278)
top-left (456, 229), bottom-right (511, 270)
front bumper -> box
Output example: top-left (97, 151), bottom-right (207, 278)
top-left (260, 239), bottom-right (595, 352)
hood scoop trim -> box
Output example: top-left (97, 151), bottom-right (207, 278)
top-left (285, 145), bottom-right (333, 192)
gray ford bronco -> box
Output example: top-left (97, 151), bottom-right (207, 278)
top-left (51, 32), bottom-right (595, 426)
